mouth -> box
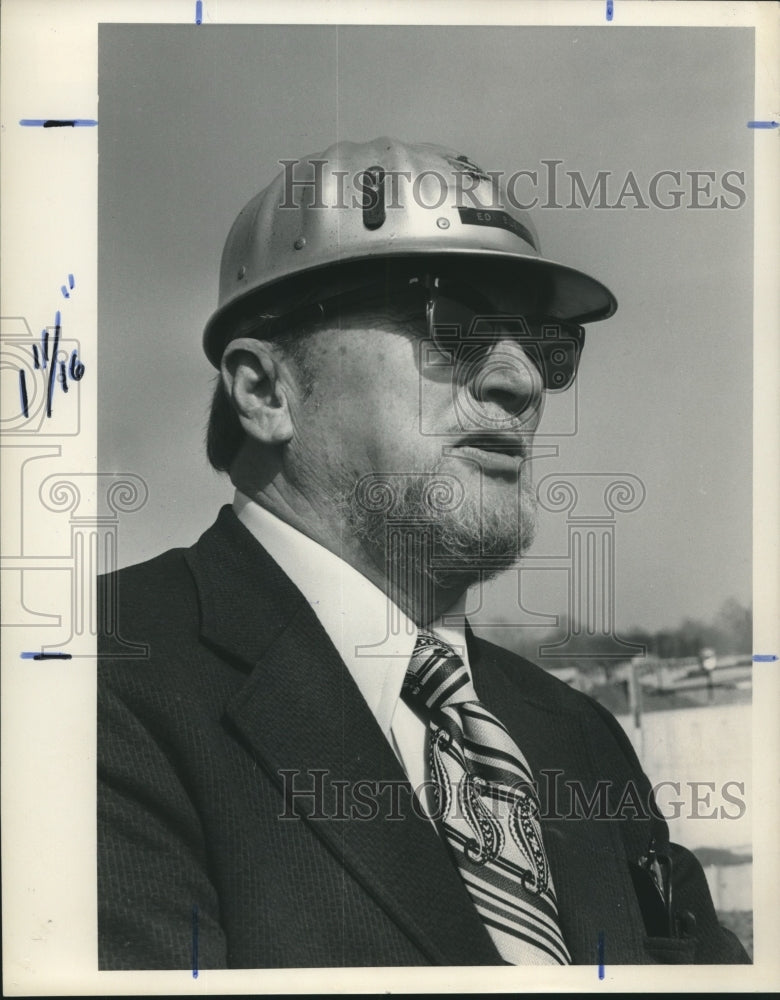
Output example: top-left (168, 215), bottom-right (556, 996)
top-left (448, 434), bottom-right (530, 471)
top-left (452, 434), bottom-right (528, 459)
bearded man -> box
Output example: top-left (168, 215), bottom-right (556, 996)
top-left (97, 138), bottom-right (749, 969)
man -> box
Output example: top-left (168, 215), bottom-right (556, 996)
top-left (98, 137), bottom-right (749, 968)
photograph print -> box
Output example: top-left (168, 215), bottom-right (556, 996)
top-left (94, 17), bottom-right (759, 975)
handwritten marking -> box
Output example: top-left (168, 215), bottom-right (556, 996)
top-left (195, 1), bottom-right (203, 24)
top-left (19, 119), bottom-right (98, 128)
top-left (192, 904), bottom-right (199, 978)
top-left (18, 295), bottom-right (86, 423)
top-left (606, 0), bottom-right (613, 21)
top-left (69, 349), bottom-right (86, 381)
top-left (45, 318), bottom-right (61, 417)
top-left (747, 121), bottom-right (779, 129)
top-left (597, 930), bottom-right (605, 979)
top-left (19, 370), bottom-right (29, 418)
top-left (753, 654), bottom-right (778, 662)
top-left (20, 652), bottom-right (72, 660)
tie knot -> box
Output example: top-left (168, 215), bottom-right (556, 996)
top-left (402, 630), bottom-right (476, 714)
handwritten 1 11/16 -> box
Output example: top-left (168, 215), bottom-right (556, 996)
top-left (18, 275), bottom-right (86, 420)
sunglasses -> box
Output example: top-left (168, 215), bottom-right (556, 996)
top-left (252, 271), bottom-right (585, 392)
top-left (415, 275), bottom-right (585, 393)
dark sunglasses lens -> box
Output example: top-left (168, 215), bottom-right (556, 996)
top-left (427, 290), bottom-right (485, 341)
top-left (533, 328), bottom-right (584, 392)
top-left (428, 291), bottom-right (584, 392)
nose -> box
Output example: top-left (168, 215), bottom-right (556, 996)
top-left (464, 337), bottom-right (544, 427)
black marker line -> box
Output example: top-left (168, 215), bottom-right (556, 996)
top-left (191, 904), bottom-right (199, 978)
top-left (19, 119), bottom-right (98, 128)
top-left (20, 652), bottom-right (72, 660)
top-left (19, 370), bottom-right (29, 418)
top-left (45, 323), bottom-right (60, 418)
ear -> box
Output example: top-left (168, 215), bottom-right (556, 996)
top-left (220, 338), bottom-right (294, 445)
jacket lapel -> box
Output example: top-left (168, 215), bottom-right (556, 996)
top-left (186, 507), bottom-right (501, 966)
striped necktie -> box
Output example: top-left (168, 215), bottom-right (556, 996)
top-left (402, 630), bottom-right (571, 966)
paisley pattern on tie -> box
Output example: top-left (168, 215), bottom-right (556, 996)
top-left (402, 630), bottom-right (572, 966)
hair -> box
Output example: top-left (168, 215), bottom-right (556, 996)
top-left (206, 377), bottom-right (246, 473)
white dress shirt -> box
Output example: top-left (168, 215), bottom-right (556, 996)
top-left (234, 491), bottom-right (472, 815)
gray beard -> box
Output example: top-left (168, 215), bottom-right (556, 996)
top-left (337, 468), bottom-right (538, 597)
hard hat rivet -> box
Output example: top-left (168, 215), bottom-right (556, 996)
top-left (237, 265), bottom-right (246, 280)
top-left (293, 237), bottom-right (306, 250)
top-left (436, 217), bottom-right (450, 230)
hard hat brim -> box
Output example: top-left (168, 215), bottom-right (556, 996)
top-left (202, 250), bottom-right (617, 369)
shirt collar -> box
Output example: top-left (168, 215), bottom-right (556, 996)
top-left (233, 491), bottom-right (469, 736)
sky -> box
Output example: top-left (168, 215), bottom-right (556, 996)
top-left (97, 24), bottom-right (755, 637)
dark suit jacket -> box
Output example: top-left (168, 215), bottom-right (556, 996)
top-left (97, 506), bottom-right (749, 969)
